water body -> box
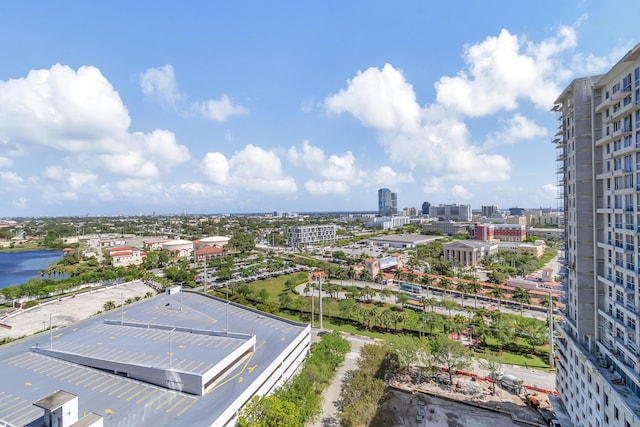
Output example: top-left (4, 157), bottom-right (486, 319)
top-left (0, 250), bottom-right (63, 289)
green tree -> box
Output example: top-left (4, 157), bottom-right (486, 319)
top-left (480, 352), bottom-right (504, 395)
top-left (438, 277), bottom-right (452, 296)
top-left (430, 336), bottom-right (471, 386)
top-left (512, 286), bottom-right (532, 316)
top-left (467, 279), bottom-right (481, 309)
top-left (489, 286), bottom-right (505, 309)
top-left (228, 232), bottom-right (256, 254)
top-left (539, 294), bottom-right (556, 309)
top-left (338, 297), bottom-right (357, 321)
top-left (238, 394), bottom-right (300, 427)
top-left (396, 292), bottom-right (409, 308)
top-left (103, 300), bottom-right (116, 311)
top-left (456, 281), bottom-right (468, 307)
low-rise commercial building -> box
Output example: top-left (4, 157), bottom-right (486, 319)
top-left (442, 240), bottom-right (498, 267)
top-left (287, 225), bottom-right (336, 248)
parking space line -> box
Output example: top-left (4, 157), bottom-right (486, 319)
top-left (0, 398), bottom-right (26, 413)
top-left (144, 391), bottom-right (166, 407)
top-left (83, 374), bottom-right (107, 388)
top-left (126, 386), bottom-right (148, 401)
top-left (92, 377), bottom-right (117, 391)
top-left (4, 401), bottom-right (35, 423)
top-left (12, 406), bottom-right (41, 426)
top-left (98, 379), bottom-right (124, 393)
top-left (76, 372), bottom-right (101, 386)
top-left (165, 396), bottom-right (187, 413)
top-left (108, 382), bottom-right (130, 396)
top-left (155, 394), bottom-right (176, 411)
top-left (176, 398), bottom-right (198, 416)
top-left (0, 396), bottom-right (19, 409)
top-left (117, 384), bottom-right (140, 399)
top-left (136, 389), bottom-right (159, 404)
top-left (66, 370), bottom-right (93, 383)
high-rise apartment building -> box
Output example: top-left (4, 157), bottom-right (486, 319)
top-left (287, 225), bottom-right (336, 248)
top-left (429, 204), bottom-right (472, 221)
top-left (481, 205), bottom-right (499, 217)
top-left (378, 188), bottom-right (397, 216)
top-left (554, 44), bottom-right (640, 427)
top-left (422, 201), bottom-right (431, 216)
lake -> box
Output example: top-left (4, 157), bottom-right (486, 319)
top-left (0, 250), bottom-right (63, 289)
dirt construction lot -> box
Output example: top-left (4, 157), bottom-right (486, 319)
top-left (379, 389), bottom-right (538, 427)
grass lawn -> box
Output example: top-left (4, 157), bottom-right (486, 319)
top-left (245, 272), bottom-right (307, 303)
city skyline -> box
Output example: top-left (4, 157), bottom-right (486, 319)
top-left (0, 2), bottom-right (638, 217)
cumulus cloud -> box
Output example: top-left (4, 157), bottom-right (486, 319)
top-left (203, 144), bottom-right (296, 193)
top-left (325, 64), bottom-right (512, 184)
top-left (192, 94), bottom-right (248, 122)
top-left (423, 177), bottom-right (445, 194)
top-left (484, 113), bottom-right (547, 149)
top-left (140, 64), bottom-right (182, 105)
top-left (0, 64), bottom-right (130, 152)
top-left (0, 157), bottom-right (13, 168)
top-left (0, 171), bottom-right (23, 186)
top-left (0, 64), bottom-right (191, 188)
top-left (325, 63), bottom-right (421, 132)
top-left (435, 27), bottom-right (576, 116)
top-left (141, 64), bottom-right (248, 122)
top-left (304, 180), bottom-right (350, 195)
top-left (369, 166), bottom-right (414, 186)
top-left (451, 184), bottom-right (473, 199)
top-left (288, 140), bottom-right (415, 195)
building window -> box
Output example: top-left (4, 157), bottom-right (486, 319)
top-left (614, 406), bottom-right (619, 420)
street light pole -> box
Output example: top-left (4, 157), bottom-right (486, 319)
top-left (318, 275), bottom-right (323, 330)
top-left (548, 289), bottom-right (555, 368)
top-left (310, 279), bottom-right (314, 328)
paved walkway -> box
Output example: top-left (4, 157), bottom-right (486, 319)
top-left (310, 332), bottom-right (375, 427)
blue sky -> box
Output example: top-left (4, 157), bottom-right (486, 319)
top-left (0, 1), bottom-right (638, 217)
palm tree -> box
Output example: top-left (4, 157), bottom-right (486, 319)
top-left (441, 297), bottom-right (458, 320)
top-left (438, 277), bottom-right (452, 296)
top-left (456, 281), bottom-right (468, 307)
top-left (489, 286), bottom-right (505, 309)
top-left (539, 294), bottom-right (556, 309)
top-left (421, 275), bottom-right (434, 297)
top-left (467, 279), bottom-right (481, 309)
top-left (396, 292), bottom-right (409, 308)
top-left (347, 266), bottom-right (356, 285)
top-left (103, 300), bottom-right (116, 311)
top-left (512, 286), bottom-right (532, 316)
top-left (362, 285), bottom-right (375, 302)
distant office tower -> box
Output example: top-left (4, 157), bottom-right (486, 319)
top-left (481, 205), bottom-right (498, 217)
top-left (554, 44), bottom-right (640, 427)
top-left (422, 201), bottom-right (431, 215)
top-left (378, 188), bottom-right (397, 216)
top-left (428, 204), bottom-right (472, 221)
top-left (508, 207), bottom-right (525, 216)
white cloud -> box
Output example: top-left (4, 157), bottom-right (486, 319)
top-left (12, 197), bottom-right (27, 209)
top-left (192, 94), bottom-right (248, 122)
top-left (0, 64), bottom-right (191, 185)
top-left (0, 171), bottom-right (23, 186)
top-left (0, 64), bottom-right (130, 152)
top-left (542, 183), bottom-right (558, 195)
top-left (114, 178), bottom-right (163, 198)
top-left (423, 177), bottom-right (445, 194)
top-left (369, 166), bottom-right (414, 186)
top-left (0, 157), bottom-right (13, 168)
top-left (325, 63), bottom-right (421, 132)
top-left (203, 144), bottom-right (296, 193)
top-left (140, 64), bottom-right (182, 105)
top-left (304, 180), bottom-right (349, 195)
top-left (435, 27), bottom-right (577, 116)
top-left (324, 65), bottom-right (512, 184)
top-left (451, 184), bottom-right (473, 199)
top-left (484, 113), bottom-right (547, 149)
